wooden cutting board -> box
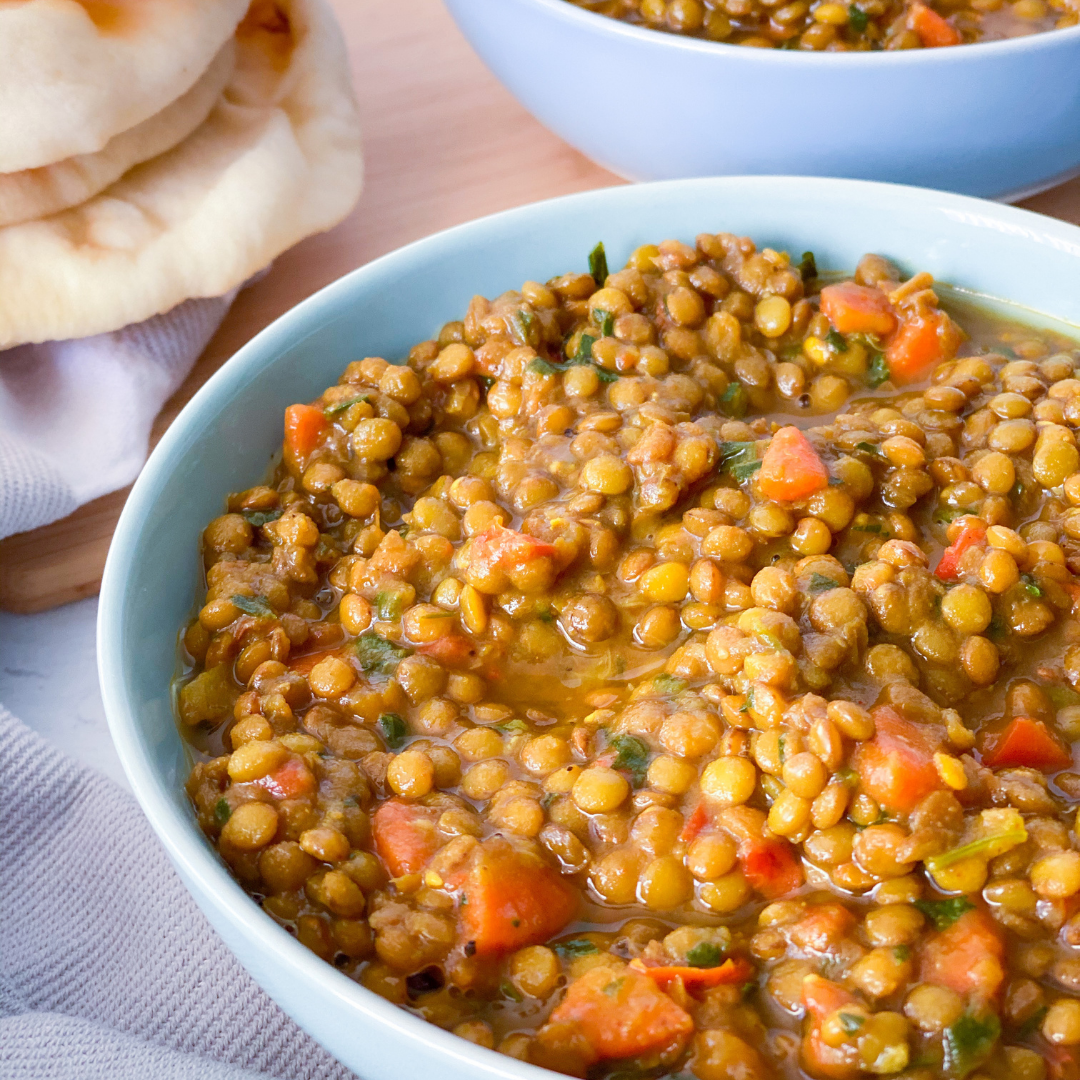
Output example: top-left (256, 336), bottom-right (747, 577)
top-left (1, 0), bottom-right (1078, 612)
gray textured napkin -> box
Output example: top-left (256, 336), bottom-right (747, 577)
top-left (0, 704), bottom-right (357, 1080)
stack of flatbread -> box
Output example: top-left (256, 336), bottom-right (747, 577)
top-left (0, 0), bottom-right (363, 348)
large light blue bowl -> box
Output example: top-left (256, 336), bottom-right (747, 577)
top-left (99, 177), bottom-right (1080, 1080)
top-left (443, 0), bottom-right (1080, 200)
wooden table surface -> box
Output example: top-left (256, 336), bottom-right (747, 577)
top-left (1, 0), bottom-right (1078, 612)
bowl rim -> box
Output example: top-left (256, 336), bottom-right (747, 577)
top-left (478, 0), bottom-right (1080, 61)
top-left (98, 174), bottom-right (1080, 1080)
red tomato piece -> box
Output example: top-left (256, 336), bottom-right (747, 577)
top-left (934, 523), bottom-right (986, 581)
top-left (740, 836), bottom-right (804, 899)
top-left (758, 426), bottom-right (829, 502)
top-left (819, 282), bottom-right (897, 338)
top-left (981, 716), bottom-right (1073, 772)
top-left (628, 956), bottom-right (754, 991)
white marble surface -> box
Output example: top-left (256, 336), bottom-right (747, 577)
top-left (0, 595), bottom-right (128, 788)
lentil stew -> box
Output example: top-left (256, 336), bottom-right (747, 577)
top-left (179, 231), bottom-right (1080, 1080)
top-left (563, 0), bottom-right (1077, 49)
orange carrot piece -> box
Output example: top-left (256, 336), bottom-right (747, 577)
top-left (450, 837), bottom-right (577, 957)
top-left (471, 525), bottom-right (558, 574)
top-left (287, 647), bottom-right (347, 676)
top-left (629, 956), bottom-right (754, 990)
top-left (819, 282), bottom-right (897, 338)
top-left (801, 975), bottom-right (860, 1080)
top-left (908, 1), bottom-right (962, 46)
top-left (758, 426), bottom-right (829, 502)
top-left (259, 756), bottom-right (316, 800)
top-left (550, 965), bottom-right (694, 1061)
top-left (935, 522), bottom-right (986, 581)
top-left (417, 634), bottom-right (478, 669)
top-left (885, 309), bottom-right (963, 384)
top-left (852, 706), bottom-right (943, 813)
top-left (680, 801), bottom-right (710, 843)
top-left (739, 836), bottom-right (804, 899)
top-left (789, 903), bottom-right (858, 954)
top-left (981, 716), bottom-right (1073, 772)
top-left (283, 403), bottom-right (327, 461)
top-left (919, 908), bottom-right (1005, 998)
top-left (372, 799), bottom-right (442, 878)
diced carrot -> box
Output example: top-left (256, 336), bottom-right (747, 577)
top-left (885, 309), bottom-right (963, 384)
top-left (758, 426), bottom-right (829, 502)
top-left (819, 282), bottom-right (897, 338)
top-left (372, 799), bottom-right (442, 878)
top-left (801, 975), bottom-right (860, 1080)
top-left (680, 801), bottom-right (710, 843)
top-left (739, 836), bottom-right (804, 899)
top-left (283, 403), bottom-right (327, 462)
top-left (449, 837), bottom-right (577, 957)
top-left (417, 634), bottom-right (477, 669)
top-left (981, 716), bottom-right (1073, 772)
top-left (287, 647), bottom-right (347, 676)
top-left (934, 522), bottom-right (986, 581)
top-left (550, 965), bottom-right (694, 1061)
top-left (259, 755), bottom-right (316, 800)
top-left (471, 525), bottom-right (558, 574)
top-left (919, 908), bottom-right (1005, 998)
top-left (852, 706), bottom-right (942, 813)
top-left (628, 956), bottom-right (754, 991)
top-left (789, 903), bottom-right (857, 954)
top-left (908, 1), bottom-right (962, 46)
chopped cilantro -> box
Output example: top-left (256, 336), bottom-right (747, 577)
top-left (826, 328), bottom-right (848, 352)
top-left (653, 673), bottom-right (687, 696)
top-left (894, 944), bottom-right (911, 962)
top-left (601, 977), bottom-right (626, 998)
top-left (497, 718), bottom-right (529, 734)
top-left (867, 351), bottom-right (890, 388)
top-left (589, 241), bottom-right (609, 285)
top-left (610, 733), bottom-right (650, 787)
top-left (719, 440), bottom-right (762, 484)
top-left (808, 572), bottom-right (839, 593)
top-left (553, 939), bottom-right (599, 958)
top-left (934, 506), bottom-right (966, 524)
top-left (914, 896), bottom-right (975, 930)
top-left (595, 308), bottom-right (615, 337)
top-left (740, 687), bottom-right (755, 713)
top-left (477, 374), bottom-right (495, 392)
top-left (527, 356), bottom-right (561, 377)
top-left (570, 332), bottom-right (597, 365)
top-left (241, 508), bottom-right (283, 527)
top-left (1021, 573), bottom-right (1042, 598)
top-left (354, 632), bottom-right (411, 674)
top-left (515, 308), bottom-right (537, 342)
top-left (213, 798), bottom-right (231, 826)
top-left (927, 817), bottom-right (1027, 872)
top-left (323, 394), bottom-right (370, 417)
top-left (378, 713), bottom-right (408, 749)
top-left (854, 441), bottom-right (881, 457)
top-left (540, 792), bottom-right (557, 810)
top-left (719, 381), bottom-right (749, 419)
top-left (500, 980), bottom-right (524, 1003)
top-left (838, 1011), bottom-right (865, 1035)
top-left (685, 942), bottom-right (724, 968)
top-left (375, 590), bottom-right (405, 621)
top-left (797, 251), bottom-right (817, 282)
top-left (943, 1012), bottom-right (1000, 1078)
top-left (537, 607), bottom-right (555, 623)
top-left (848, 3), bottom-right (869, 28)
top-left (852, 521), bottom-right (883, 534)
top-left (594, 365), bottom-right (619, 384)
top-left (230, 594), bottom-right (276, 618)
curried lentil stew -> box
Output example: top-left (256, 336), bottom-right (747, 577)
top-left (563, 0), bottom-right (1077, 49)
top-left (179, 230), bottom-right (1080, 1080)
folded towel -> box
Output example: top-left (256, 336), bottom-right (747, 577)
top-left (0, 705), bottom-right (356, 1080)
top-left (0, 293), bottom-right (235, 540)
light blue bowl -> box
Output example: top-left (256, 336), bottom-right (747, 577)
top-left (443, 0), bottom-right (1080, 200)
top-left (99, 177), bottom-right (1080, 1080)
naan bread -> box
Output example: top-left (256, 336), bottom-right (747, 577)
top-left (0, 40), bottom-right (236, 228)
top-left (0, 0), bottom-right (363, 348)
top-left (0, 0), bottom-right (250, 173)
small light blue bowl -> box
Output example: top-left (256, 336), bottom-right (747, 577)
top-left (99, 177), bottom-right (1080, 1080)
top-left (443, 0), bottom-right (1080, 200)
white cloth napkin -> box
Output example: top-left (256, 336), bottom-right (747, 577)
top-left (0, 292), bottom-right (237, 540)
top-left (0, 704), bottom-right (357, 1080)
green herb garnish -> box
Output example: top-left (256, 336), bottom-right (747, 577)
top-left (854, 441), bottom-right (881, 457)
top-left (477, 374), bottom-right (495, 392)
top-left (1018, 1006), bottom-right (1048, 1039)
top-left (826, 328), bottom-right (848, 352)
top-left (497, 718), bottom-right (530, 734)
top-left (719, 440), bottom-right (762, 484)
top-left (927, 823), bottom-right (1027, 872)
top-left (914, 897), bottom-right (975, 930)
top-left (594, 365), bottom-right (619, 384)
top-left (355, 632), bottom-right (411, 674)
top-left (848, 3), bottom-right (869, 29)
top-left (374, 590), bottom-right (406, 621)
top-left (719, 381), bottom-right (748, 419)
top-left (554, 939), bottom-right (600, 958)
top-left (653, 673), bottom-right (687, 696)
top-left (894, 945), bottom-right (911, 962)
top-left (230, 594), bottom-right (276, 618)
top-left (685, 942), bottom-right (724, 968)
top-left (595, 308), bottom-right (614, 337)
top-left (515, 308), bottom-right (537, 342)
top-left (570, 333), bottom-right (597, 365)
top-left (852, 521), bottom-right (883, 534)
top-left (323, 394), bottom-right (371, 416)
top-left (241, 508), bottom-right (283, 527)
top-left (797, 251), bottom-right (817, 282)
top-left (500, 980), bottom-right (524, 1003)
top-left (943, 1012), bottom-right (1000, 1078)
top-left (213, 798), bottom-right (231, 826)
top-left (1021, 573), bottom-right (1042, 598)
top-left (610, 733), bottom-right (650, 787)
top-left (527, 357), bottom-right (561, 377)
top-left (537, 607), bottom-right (555, 623)
top-left (808, 572), bottom-right (839, 593)
top-left (589, 241), bottom-right (609, 285)
top-left (378, 713), bottom-right (408, 749)
top-left (867, 351), bottom-right (890, 388)
top-left (1048, 686), bottom-right (1080, 708)
top-left (839, 1011), bottom-right (865, 1035)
